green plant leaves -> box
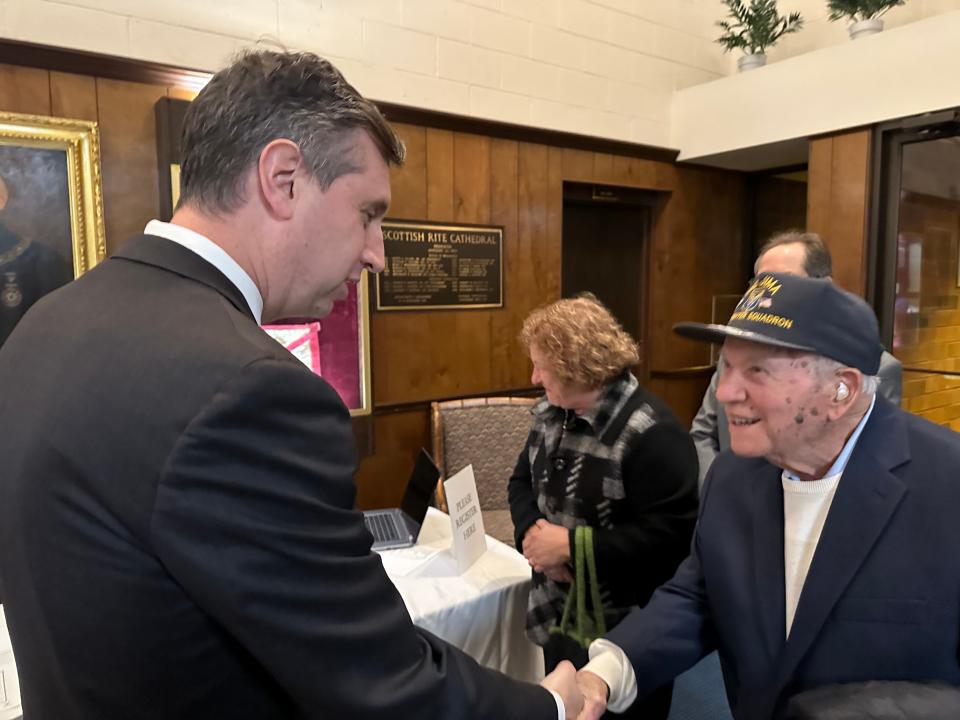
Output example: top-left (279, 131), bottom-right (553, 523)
top-left (826, 0), bottom-right (906, 23)
top-left (715, 0), bottom-right (804, 55)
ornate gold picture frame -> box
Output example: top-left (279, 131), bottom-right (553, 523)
top-left (0, 111), bottom-right (106, 346)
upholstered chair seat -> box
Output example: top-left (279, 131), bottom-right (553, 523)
top-left (431, 396), bottom-right (536, 545)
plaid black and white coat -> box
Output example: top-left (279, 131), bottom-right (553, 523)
top-left (508, 371), bottom-right (699, 645)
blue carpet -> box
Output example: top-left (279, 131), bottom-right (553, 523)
top-left (668, 652), bottom-right (733, 720)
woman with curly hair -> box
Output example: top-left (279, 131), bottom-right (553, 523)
top-left (509, 294), bottom-right (699, 719)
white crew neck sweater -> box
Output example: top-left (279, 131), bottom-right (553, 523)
top-left (782, 472), bottom-right (842, 637)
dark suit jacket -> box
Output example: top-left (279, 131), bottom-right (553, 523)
top-left (0, 235), bottom-right (556, 720)
top-left (607, 395), bottom-right (960, 720)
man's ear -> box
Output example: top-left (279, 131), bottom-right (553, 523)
top-left (257, 139), bottom-right (304, 220)
top-left (826, 368), bottom-right (862, 421)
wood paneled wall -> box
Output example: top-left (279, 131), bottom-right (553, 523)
top-left (0, 63), bottom-right (196, 258)
top-left (752, 176), bottom-right (808, 257)
top-left (0, 61), bottom-right (750, 511)
top-left (360, 124), bottom-right (749, 508)
top-left (807, 129), bottom-right (872, 295)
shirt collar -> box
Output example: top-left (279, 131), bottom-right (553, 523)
top-left (144, 219), bottom-right (263, 323)
top-left (783, 393), bottom-right (877, 482)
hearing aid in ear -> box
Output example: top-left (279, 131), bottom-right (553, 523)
top-left (835, 382), bottom-right (849, 401)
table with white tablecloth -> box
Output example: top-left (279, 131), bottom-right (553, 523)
top-left (379, 507), bottom-right (544, 683)
top-left (0, 606), bottom-right (22, 720)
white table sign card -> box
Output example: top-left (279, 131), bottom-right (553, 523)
top-left (443, 465), bottom-right (488, 573)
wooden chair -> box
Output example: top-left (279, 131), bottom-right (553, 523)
top-left (430, 396), bottom-right (536, 545)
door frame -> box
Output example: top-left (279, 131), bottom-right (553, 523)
top-left (868, 108), bottom-right (960, 346)
top-left (561, 181), bottom-right (660, 384)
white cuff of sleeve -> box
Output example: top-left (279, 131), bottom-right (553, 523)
top-left (584, 638), bottom-right (638, 713)
top-left (549, 689), bottom-right (565, 720)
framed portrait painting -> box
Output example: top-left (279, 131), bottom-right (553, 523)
top-left (0, 111), bottom-right (106, 348)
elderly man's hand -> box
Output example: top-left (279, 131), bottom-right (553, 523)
top-left (541, 660), bottom-right (583, 719)
top-left (523, 519), bottom-right (571, 572)
top-left (575, 670), bottom-right (608, 720)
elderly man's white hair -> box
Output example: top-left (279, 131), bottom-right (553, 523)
top-left (814, 356), bottom-right (879, 396)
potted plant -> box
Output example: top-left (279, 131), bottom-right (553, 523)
top-left (827, 0), bottom-right (906, 39)
top-left (716, 0), bottom-right (804, 71)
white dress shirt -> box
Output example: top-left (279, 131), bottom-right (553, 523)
top-left (143, 219), bottom-right (263, 323)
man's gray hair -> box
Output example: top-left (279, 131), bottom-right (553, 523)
top-left (178, 50), bottom-right (405, 215)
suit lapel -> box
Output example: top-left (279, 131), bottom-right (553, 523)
top-left (751, 464), bottom-right (787, 662)
top-left (772, 397), bottom-right (910, 692)
top-left (112, 234), bottom-right (256, 321)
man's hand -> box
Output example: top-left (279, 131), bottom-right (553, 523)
top-left (541, 660), bottom-right (583, 719)
top-left (575, 670), bottom-right (608, 720)
top-left (523, 519), bottom-right (571, 572)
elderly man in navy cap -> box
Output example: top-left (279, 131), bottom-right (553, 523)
top-left (569, 273), bottom-right (960, 720)
top-left (690, 231), bottom-right (903, 487)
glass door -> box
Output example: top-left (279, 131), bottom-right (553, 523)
top-left (872, 111), bottom-right (960, 431)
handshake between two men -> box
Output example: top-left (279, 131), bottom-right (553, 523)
top-left (542, 661), bottom-right (609, 719)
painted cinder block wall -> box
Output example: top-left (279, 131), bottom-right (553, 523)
top-left (4, 0), bottom-right (958, 153)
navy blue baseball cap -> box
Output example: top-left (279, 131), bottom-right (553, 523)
top-left (673, 273), bottom-right (883, 375)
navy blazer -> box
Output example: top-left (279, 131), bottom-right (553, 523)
top-left (0, 235), bottom-right (556, 720)
top-left (607, 395), bottom-right (960, 720)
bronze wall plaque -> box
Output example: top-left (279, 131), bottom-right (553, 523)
top-left (376, 220), bottom-right (503, 310)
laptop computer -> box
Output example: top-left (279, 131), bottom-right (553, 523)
top-left (363, 448), bottom-right (441, 551)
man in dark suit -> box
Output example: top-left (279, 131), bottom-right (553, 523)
top-left (0, 51), bottom-right (591, 720)
top-left (573, 273), bottom-right (960, 719)
top-left (691, 231), bottom-right (903, 486)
